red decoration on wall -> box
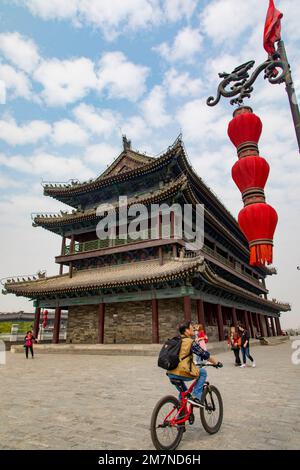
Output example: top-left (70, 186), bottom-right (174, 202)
top-left (42, 309), bottom-right (48, 328)
top-left (227, 106), bottom-right (277, 266)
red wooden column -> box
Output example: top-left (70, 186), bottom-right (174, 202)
top-left (255, 313), bottom-right (259, 333)
top-left (216, 304), bottom-right (224, 341)
top-left (59, 236), bottom-right (66, 275)
top-left (98, 303), bottom-right (105, 344)
top-left (248, 311), bottom-right (255, 338)
top-left (258, 314), bottom-right (264, 336)
top-left (264, 316), bottom-right (271, 337)
top-left (170, 210), bottom-right (174, 238)
top-left (275, 317), bottom-right (282, 336)
top-left (231, 307), bottom-right (238, 329)
top-left (152, 299), bottom-right (159, 343)
top-left (69, 235), bottom-right (75, 278)
top-left (33, 307), bottom-right (41, 339)
top-left (243, 310), bottom-right (250, 332)
top-left (158, 247), bottom-right (163, 266)
top-left (52, 307), bottom-right (61, 344)
top-left (196, 299), bottom-right (205, 327)
top-left (158, 212), bottom-right (164, 266)
top-left (183, 296), bottom-right (191, 321)
top-left (270, 316), bottom-right (276, 336)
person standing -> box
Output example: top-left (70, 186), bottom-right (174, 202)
top-left (227, 326), bottom-right (242, 366)
top-left (24, 330), bottom-right (36, 359)
top-left (238, 324), bottom-right (256, 368)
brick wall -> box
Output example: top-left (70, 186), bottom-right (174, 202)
top-left (66, 299), bottom-right (240, 344)
top-left (67, 304), bottom-right (98, 343)
top-left (67, 298), bottom-right (195, 344)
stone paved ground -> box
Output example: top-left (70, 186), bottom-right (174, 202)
top-left (0, 342), bottom-right (299, 450)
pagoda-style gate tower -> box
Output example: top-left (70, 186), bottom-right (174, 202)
top-left (4, 137), bottom-right (290, 343)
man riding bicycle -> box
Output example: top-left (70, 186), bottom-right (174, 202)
top-left (167, 320), bottom-right (222, 407)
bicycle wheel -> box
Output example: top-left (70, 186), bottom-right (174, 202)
top-left (200, 385), bottom-right (223, 434)
top-left (150, 395), bottom-right (184, 450)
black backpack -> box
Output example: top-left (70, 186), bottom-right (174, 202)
top-left (158, 336), bottom-right (189, 371)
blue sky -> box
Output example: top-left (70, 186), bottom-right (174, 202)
top-left (0, 0), bottom-right (299, 329)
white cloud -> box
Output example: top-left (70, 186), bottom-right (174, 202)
top-left (77, 0), bottom-right (162, 40)
top-left (0, 151), bottom-right (93, 180)
top-left (51, 119), bottom-right (88, 146)
top-left (176, 98), bottom-right (228, 144)
top-left (164, 68), bottom-right (202, 97)
top-left (154, 27), bottom-right (203, 63)
top-left (0, 64), bottom-right (33, 100)
top-left (163, 0), bottom-right (196, 22)
top-left (34, 57), bottom-right (97, 106)
top-left (278, 0), bottom-right (300, 42)
top-left (200, 0), bottom-right (265, 46)
top-left (97, 52), bottom-right (149, 101)
top-left (20, 0), bottom-right (196, 40)
top-left (0, 117), bottom-right (51, 146)
top-left (84, 143), bottom-right (120, 167)
top-left (121, 115), bottom-right (151, 142)
top-left (73, 103), bottom-right (120, 137)
top-left (20, 0), bottom-right (78, 21)
top-left (141, 85), bottom-right (171, 128)
top-left (0, 32), bottom-right (40, 73)
top-left (0, 175), bottom-right (20, 189)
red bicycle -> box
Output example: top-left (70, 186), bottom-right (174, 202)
top-left (150, 364), bottom-right (223, 450)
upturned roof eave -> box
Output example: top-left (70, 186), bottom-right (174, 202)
top-left (42, 142), bottom-right (182, 201)
top-left (4, 259), bottom-right (290, 312)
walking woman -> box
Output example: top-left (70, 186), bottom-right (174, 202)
top-left (24, 330), bottom-right (36, 359)
top-left (238, 325), bottom-right (256, 368)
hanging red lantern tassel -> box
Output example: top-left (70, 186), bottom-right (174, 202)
top-left (238, 203), bottom-right (278, 265)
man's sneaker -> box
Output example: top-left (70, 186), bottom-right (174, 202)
top-left (187, 396), bottom-right (205, 407)
top-left (240, 364), bottom-right (246, 368)
top-left (252, 362), bottom-right (256, 368)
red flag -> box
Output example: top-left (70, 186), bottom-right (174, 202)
top-left (263, 0), bottom-right (283, 55)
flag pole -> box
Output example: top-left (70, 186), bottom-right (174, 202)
top-left (277, 40), bottom-right (300, 153)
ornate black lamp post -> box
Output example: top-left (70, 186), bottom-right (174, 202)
top-left (207, 40), bottom-right (300, 153)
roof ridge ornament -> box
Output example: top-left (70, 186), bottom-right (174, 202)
top-left (122, 135), bottom-right (131, 151)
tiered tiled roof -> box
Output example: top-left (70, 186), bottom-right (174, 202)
top-left (4, 256), bottom-right (204, 297)
top-left (33, 174), bottom-right (188, 228)
top-left (3, 256), bottom-right (290, 312)
top-left (43, 140), bottom-right (181, 198)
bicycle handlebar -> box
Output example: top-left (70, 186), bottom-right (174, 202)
top-left (197, 361), bottom-right (223, 369)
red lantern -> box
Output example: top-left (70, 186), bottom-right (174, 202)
top-left (231, 155), bottom-right (270, 193)
top-left (228, 110), bottom-right (262, 149)
top-left (238, 203), bottom-right (278, 266)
